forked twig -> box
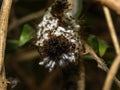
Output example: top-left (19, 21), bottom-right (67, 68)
top-left (84, 42), bottom-right (108, 72)
top-left (102, 6), bottom-right (120, 90)
top-left (83, 42), bottom-right (120, 89)
top-left (103, 54), bottom-right (120, 90)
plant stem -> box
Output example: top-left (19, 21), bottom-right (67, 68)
top-left (0, 0), bottom-right (12, 89)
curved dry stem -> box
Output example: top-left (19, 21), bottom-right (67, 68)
top-left (98, 0), bottom-right (120, 15)
top-left (103, 54), bottom-right (120, 90)
top-left (102, 6), bottom-right (120, 90)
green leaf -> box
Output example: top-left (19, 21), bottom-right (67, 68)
top-left (18, 24), bottom-right (33, 46)
top-left (87, 35), bottom-right (99, 53)
top-left (98, 39), bottom-right (109, 57)
top-left (87, 35), bottom-right (109, 57)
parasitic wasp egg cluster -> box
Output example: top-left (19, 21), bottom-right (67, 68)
top-left (35, 0), bottom-right (82, 71)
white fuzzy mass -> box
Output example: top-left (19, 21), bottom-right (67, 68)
top-left (35, 7), bottom-right (81, 71)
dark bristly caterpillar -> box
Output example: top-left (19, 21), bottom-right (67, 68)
top-left (35, 0), bottom-right (82, 72)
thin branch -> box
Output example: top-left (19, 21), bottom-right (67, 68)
top-left (83, 42), bottom-right (120, 88)
top-left (84, 42), bottom-right (108, 72)
top-left (103, 54), bottom-right (120, 90)
top-left (102, 6), bottom-right (120, 90)
top-left (98, 0), bottom-right (120, 15)
top-left (78, 59), bottom-right (85, 90)
top-left (12, 50), bottom-right (39, 62)
top-left (8, 10), bottom-right (45, 32)
top-left (0, 0), bottom-right (12, 89)
top-left (103, 6), bottom-right (120, 54)
top-left (0, 0), bottom-right (12, 73)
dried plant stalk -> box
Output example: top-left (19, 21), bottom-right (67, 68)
top-left (0, 0), bottom-right (12, 89)
top-left (103, 6), bottom-right (120, 54)
top-left (103, 54), bottom-right (120, 90)
top-left (99, 0), bottom-right (120, 14)
top-left (102, 6), bottom-right (120, 90)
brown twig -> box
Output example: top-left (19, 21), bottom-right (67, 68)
top-left (83, 42), bottom-right (120, 88)
top-left (78, 59), bottom-right (85, 90)
top-left (84, 42), bottom-right (108, 72)
top-left (102, 6), bottom-right (120, 90)
top-left (103, 6), bottom-right (120, 54)
top-left (0, 0), bottom-right (12, 89)
top-left (13, 50), bottom-right (39, 62)
top-left (8, 10), bottom-right (45, 32)
top-left (98, 0), bottom-right (120, 15)
top-left (103, 54), bottom-right (120, 90)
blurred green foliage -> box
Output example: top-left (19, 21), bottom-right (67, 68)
top-left (87, 35), bottom-right (109, 57)
top-left (18, 24), bottom-right (34, 46)
top-left (6, 24), bottom-right (34, 53)
top-left (73, 0), bottom-right (83, 19)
